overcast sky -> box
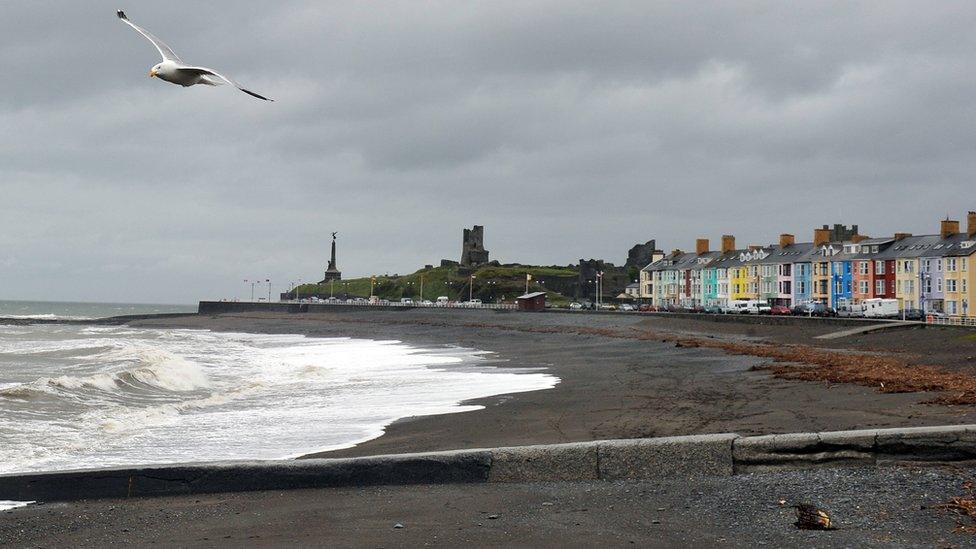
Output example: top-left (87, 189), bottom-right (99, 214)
top-left (2, 1), bottom-right (975, 303)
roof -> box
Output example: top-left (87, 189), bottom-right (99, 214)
top-left (625, 282), bottom-right (639, 289)
top-left (516, 292), bottom-right (547, 299)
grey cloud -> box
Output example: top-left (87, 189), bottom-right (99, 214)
top-left (1, 1), bottom-right (975, 303)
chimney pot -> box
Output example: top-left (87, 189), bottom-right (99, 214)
top-left (941, 218), bottom-right (960, 239)
top-left (721, 235), bottom-right (736, 253)
top-left (814, 228), bottom-right (831, 247)
top-left (695, 238), bottom-right (709, 254)
top-left (894, 232), bottom-right (912, 241)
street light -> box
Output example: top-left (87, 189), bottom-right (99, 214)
top-left (244, 279), bottom-right (259, 301)
top-left (469, 274), bottom-right (476, 302)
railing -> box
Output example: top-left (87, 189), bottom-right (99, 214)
top-left (284, 299), bottom-right (517, 310)
top-left (925, 315), bottom-right (976, 327)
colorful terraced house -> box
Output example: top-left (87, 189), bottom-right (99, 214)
top-left (640, 212), bottom-right (976, 318)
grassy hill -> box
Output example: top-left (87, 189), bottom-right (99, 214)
top-left (290, 264), bottom-right (578, 306)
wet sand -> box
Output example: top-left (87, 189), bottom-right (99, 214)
top-left (129, 310), bottom-right (976, 459)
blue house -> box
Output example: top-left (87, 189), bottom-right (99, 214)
top-left (793, 262), bottom-right (813, 305)
top-left (830, 244), bottom-right (855, 307)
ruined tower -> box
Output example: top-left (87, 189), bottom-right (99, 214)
top-left (460, 225), bottom-right (490, 267)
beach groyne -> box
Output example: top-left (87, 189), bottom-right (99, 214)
top-left (3, 425), bottom-right (975, 503)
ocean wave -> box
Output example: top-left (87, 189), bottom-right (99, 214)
top-left (0, 350), bottom-right (210, 400)
top-left (0, 313), bottom-right (94, 320)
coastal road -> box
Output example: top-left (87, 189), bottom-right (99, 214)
top-left (1, 465), bottom-right (970, 547)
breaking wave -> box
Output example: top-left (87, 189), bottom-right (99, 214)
top-left (0, 325), bottom-right (558, 474)
top-left (0, 348), bottom-right (209, 400)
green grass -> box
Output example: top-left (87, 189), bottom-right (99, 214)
top-left (290, 264), bottom-right (578, 305)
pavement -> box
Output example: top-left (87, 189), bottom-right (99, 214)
top-left (1, 465), bottom-right (971, 548)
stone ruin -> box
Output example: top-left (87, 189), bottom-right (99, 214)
top-left (625, 239), bottom-right (659, 270)
top-left (460, 225), bottom-right (490, 267)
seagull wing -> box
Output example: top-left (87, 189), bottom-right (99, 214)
top-left (117, 10), bottom-right (182, 63)
top-left (178, 66), bottom-right (274, 101)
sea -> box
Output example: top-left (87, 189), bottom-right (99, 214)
top-left (0, 301), bottom-right (558, 481)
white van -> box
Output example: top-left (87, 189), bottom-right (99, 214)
top-left (435, 296), bottom-right (450, 306)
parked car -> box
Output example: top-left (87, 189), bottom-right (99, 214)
top-left (809, 303), bottom-right (835, 317)
top-left (569, 302), bottom-right (583, 310)
top-left (599, 303), bottom-right (617, 311)
top-left (704, 305), bottom-right (723, 314)
top-left (620, 303), bottom-right (635, 311)
top-left (748, 302), bottom-right (772, 315)
top-left (901, 308), bottom-right (925, 321)
top-left (400, 298), bottom-right (414, 305)
top-left (769, 305), bottom-right (791, 316)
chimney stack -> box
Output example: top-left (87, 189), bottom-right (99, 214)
top-left (721, 235), bottom-right (736, 253)
top-left (851, 234), bottom-right (869, 243)
top-left (779, 234), bottom-right (795, 247)
top-left (968, 211), bottom-right (976, 238)
top-left (695, 238), bottom-right (709, 254)
top-left (941, 218), bottom-right (960, 239)
top-left (814, 228), bottom-right (831, 247)
top-left (894, 232), bottom-right (912, 241)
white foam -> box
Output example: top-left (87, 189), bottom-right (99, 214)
top-left (0, 500), bottom-right (34, 511)
top-left (0, 326), bottom-right (559, 474)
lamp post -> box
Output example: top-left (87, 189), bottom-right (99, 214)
top-left (245, 279), bottom-right (259, 301)
top-left (419, 274), bottom-right (425, 302)
top-left (370, 276), bottom-right (376, 299)
top-left (469, 274), bottom-right (476, 302)
top-left (266, 279), bottom-right (272, 303)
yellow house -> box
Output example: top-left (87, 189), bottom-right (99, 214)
top-left (894, 256), bottom-right (919, 310)
top-left (944, 254), bottom-right (968, 316)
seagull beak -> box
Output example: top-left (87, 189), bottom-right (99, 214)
top-left (149, 69), bottom-right (157, 78)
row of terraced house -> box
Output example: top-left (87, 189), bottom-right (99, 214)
top-left (639, 212), bottom-right (976, 318)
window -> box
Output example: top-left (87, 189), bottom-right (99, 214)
top-left (962, 257), bottom-right (968, 271)
top-left (964, 279), bottom-right (968, 293)
top-left (876, 280), bottom-right (885, 294)
top-left (948, 301), bottom-right (958, 315)
top-left (859, 280), bottom-right (869, 294)
top-left (947, 279), bottom-right (957, 293)
top-left (937, 278), bottom-right (943, 292)
top-left (937, 259), bottom-right (943, 272)
top-left (875, 261), bottom-right (885, 275)
top-left (859, 261), bottom-right (869, 275)
top-left (947, 258), bottom-right (957, 272)
top-left (905, 260), bottom-right (914, 273)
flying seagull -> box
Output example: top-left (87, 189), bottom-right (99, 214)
top-left (116, 10), bottom-right (273, 101)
